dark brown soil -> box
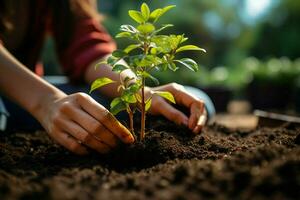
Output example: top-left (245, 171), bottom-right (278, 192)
top-left (0, 118), bottom-right (299, 200)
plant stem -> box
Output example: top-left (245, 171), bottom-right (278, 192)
top-left (128, 107), bottom-right (135, 136)
top-left (140, 77), bottom-right (146, 141)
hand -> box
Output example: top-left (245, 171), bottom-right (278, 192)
top-left (148, 83), bottom-right (207, 134)
top-left (37, 92), bottom-right (134, 155)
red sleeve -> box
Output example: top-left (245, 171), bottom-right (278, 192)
top-left (58, 18), bottom-right (116, 82)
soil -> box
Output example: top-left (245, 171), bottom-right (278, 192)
top-left (0, 117), bottom-right (299, 200)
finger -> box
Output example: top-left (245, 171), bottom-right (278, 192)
top-left (63, 106), bottom-right (118, 148)
top-left (77, 94), bottom-right (135, 144)
top-left (192, 110), bottom-right (207, 134)
top-left (168, 84), bottom-right (198, 108)
top-left (155, 99), bottom-right (188, 125)
top-left (188, 100), bottom-right (205, 130)
top-left (54, 131), bottom-right (89, 155)
top-left (55, 117), bottom-right (111, 154)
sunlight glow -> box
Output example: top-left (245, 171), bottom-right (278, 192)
top-left (246, 0), bottom-right (272, 18)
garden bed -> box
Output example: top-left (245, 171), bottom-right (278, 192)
top-left (0, 117), bottom-right (299, 200)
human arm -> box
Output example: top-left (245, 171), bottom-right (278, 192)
top-left (0, 45), bottom-right (134, 155)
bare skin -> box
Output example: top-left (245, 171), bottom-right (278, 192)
top-left (0, 45), bottom-right (206, 155)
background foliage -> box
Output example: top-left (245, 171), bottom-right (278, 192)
top-left (42, 0), bottom-right (300, 102)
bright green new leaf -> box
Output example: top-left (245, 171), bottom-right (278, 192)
top-left (128, 10), bottom-right (145, 24)
top-left (149, 8), bottom-right (162, 22)
top-left (141, 3), bottom-right (150, 21)
top-left (162, 5), bottom-right (176, 14)
top-left (145, 98), bottom-right (152, 111)
top-left (124, 44), bottom-right (141, 54)
top-left (110, 97), bottom-right (122, 108)
top-left (150, 5), bottom-right (175, 23)
top-left (116, 32), bottom-right (132, 38)
top-left (112, 64), bottom-right (129, 73)
top-left (174, 58), bottom-right (199, 72)
top-left (175, 45), bottom-right (206, 53)
top-left (122, 93), bottom-right (137, 104)
top-left (110, 98), bottom-right (127, 115)
top-left (137, 23), bottom-right (155, 34)
top-left (153, 91), bottom-right (176, 104)
top-left (90, 77), bottom-right (115, 93)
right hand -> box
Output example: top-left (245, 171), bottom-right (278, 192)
top-left (38, 92), bottom-right (135, 155)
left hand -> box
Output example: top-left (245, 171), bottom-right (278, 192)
top-left (147, 83), bottom-right (207, 134)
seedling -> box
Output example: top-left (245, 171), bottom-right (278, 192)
top-left (90, 3), bottom-right (205, 140)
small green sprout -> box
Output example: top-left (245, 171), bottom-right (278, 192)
top-left (90, 2), bottom-right (206, 141)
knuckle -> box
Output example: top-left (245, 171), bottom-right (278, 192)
top-left (90, 122), bottom-right (103, 134)
top-left (59, 102), bottom-right (72, 113)
top-left (75, 92), bottom-right (89, 102)
top-left (82, 133), bottom-right (92, 144)
top-left (52, 112), bottom-right (62, 125)
top-left (170, 82), bottom-right (184, 91)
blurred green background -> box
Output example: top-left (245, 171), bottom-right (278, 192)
top-left (42, 0), bottom-right (300, 112)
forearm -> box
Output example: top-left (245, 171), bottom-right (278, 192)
top-left (0, 46), bottom-right (66, 121)
top-left (84, 54), bottom-right (136, 98)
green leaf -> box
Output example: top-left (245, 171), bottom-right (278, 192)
top-left (112, 64), bottom-right (129, 73)
top-left (112, 50), bottom-right (127, 58)
top-left (110, 98), bottom-right (127, 115)
top-left (154, 91), bottom-right (176, 104)
top-left (122, 93), bottom-right (137, 104)
top-left (141, 3), bottom-right (150, 21)
top-left (175, 45), bottom-right (206, 53)
top-left (128, 10), bottom-right (145, 24)
top-left (152, 24), bottom-right (173, 35)
top-left (137, 23), bottom-right (155, 34)
top-left (149, 8), bottom-right (162, 22)
top-left (145, 98), bottom-right (152, 111)
top-left (124, 44), bottom-right (141, 53)
top-left (167, 62), bottom-right (179, 71)
top-left (107, 56), bottom-right (120, 66)
top-left (115, 32), bottom-right (132, 38)
top-left (142, 71), bottom-right (159, 85)
top-left (162, 5), bottom-right (176, 14)
top-left (149, 5), bottom-right (176, 23)
top-left (151, 35), bottom-right (172, 53)
top-left (120, 25), bottom-right (139, 33)
top-left (90, 77), bottom-right (115, 93)
top-left (174, 58), bottom-right (199, 72)
top-left (128, 83), bottom-right (140, 93)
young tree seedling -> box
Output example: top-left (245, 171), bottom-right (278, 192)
top-left (90, 2), bottom-right (206, 141)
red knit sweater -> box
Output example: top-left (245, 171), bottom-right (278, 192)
top-left (0, 1), bottom-right (116, 82)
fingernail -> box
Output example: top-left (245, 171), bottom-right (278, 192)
top-left (193, 126), bottom-right (201, 134)
top-left (124, 132), bottom-right (135, 144)
top-left (127, 134), bottom-right (135, 143)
